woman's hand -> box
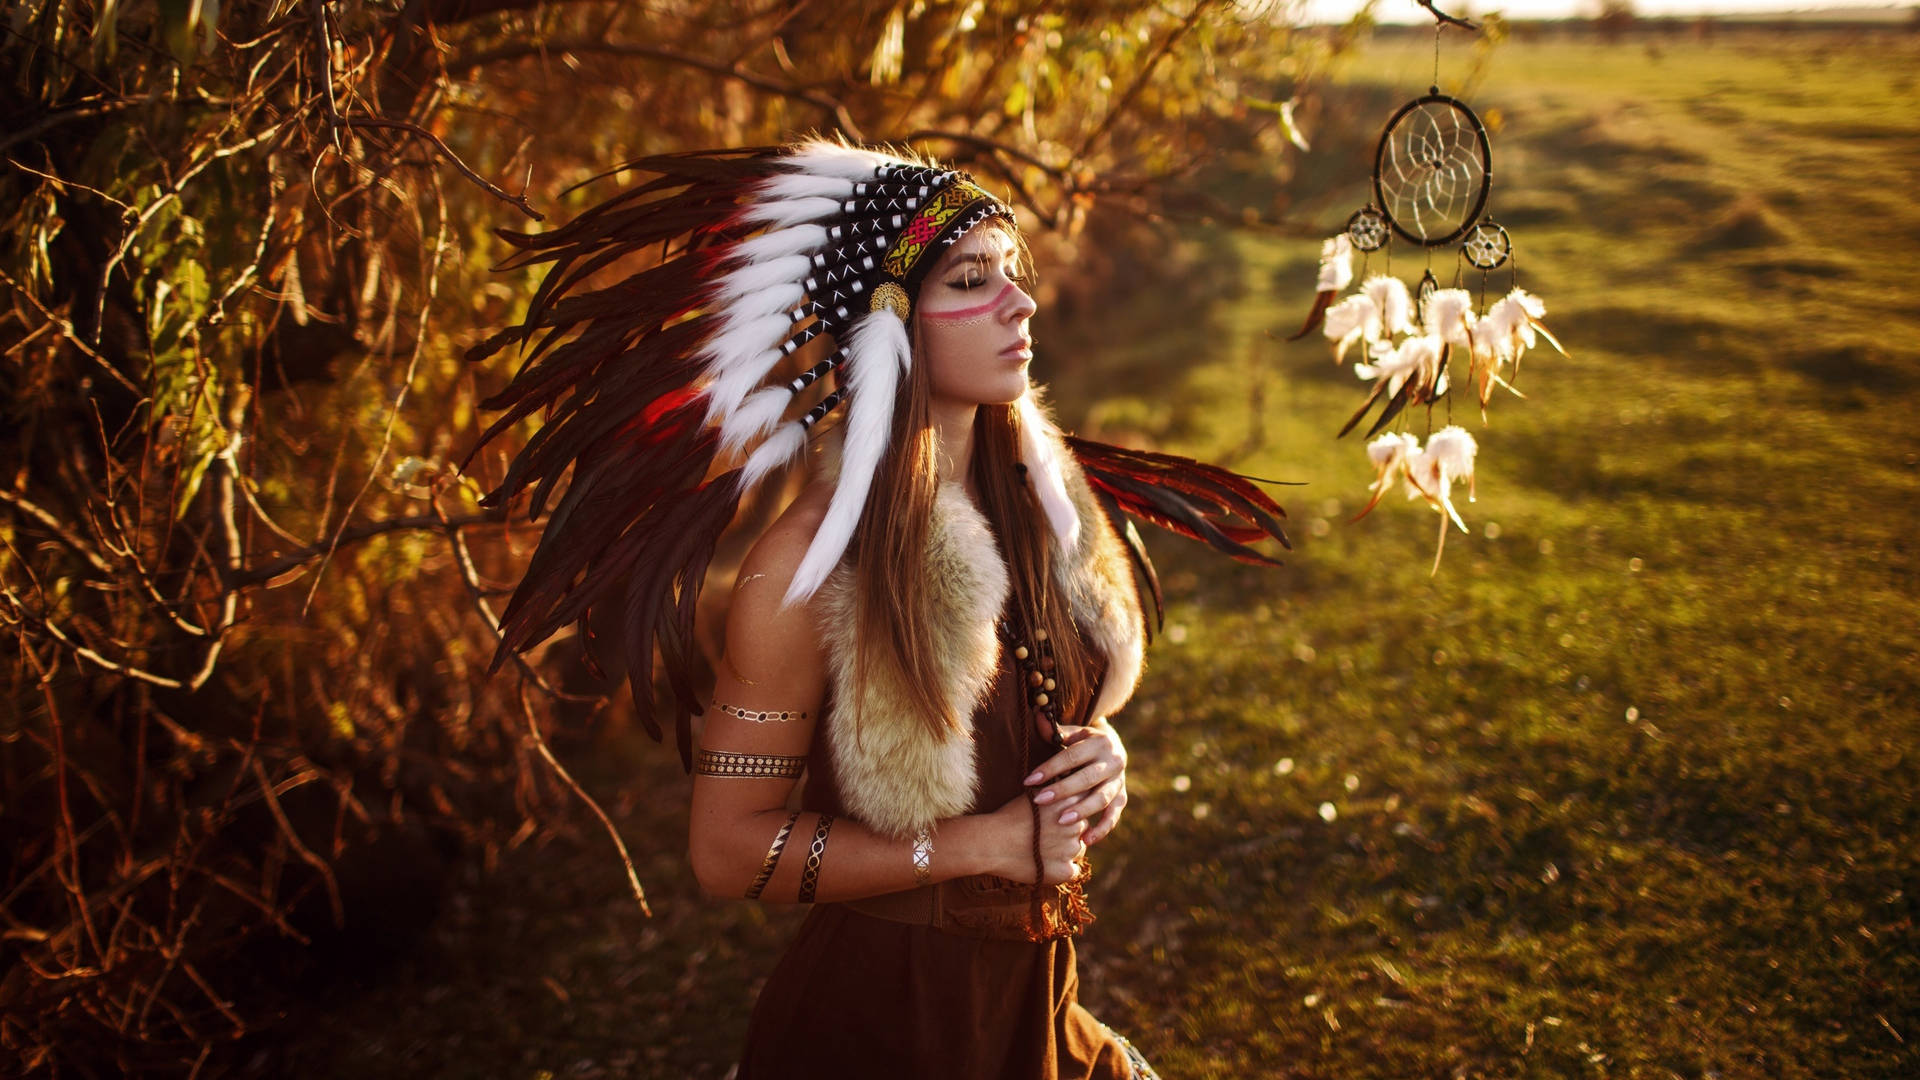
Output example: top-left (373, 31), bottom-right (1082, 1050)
top-left (985, 791), bottom-right (1088, 885)
top-left (1024, 718), bottom-right (1129, 845)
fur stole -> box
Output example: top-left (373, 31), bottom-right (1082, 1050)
top-left (812, 428), bottom-right (1147, 839)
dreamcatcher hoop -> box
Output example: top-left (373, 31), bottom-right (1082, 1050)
top-left (1371, 92), bottom-right (1493, 248)
top-left (1346, 206), bottom-right (1389, 253)
top-left (1462, 220), bottom-right (1511, 270)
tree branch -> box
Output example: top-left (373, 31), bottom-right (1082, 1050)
top-left (0, 98), bottom-right (142, 158)
top-left (446, 39), bottom-right (863, 140)
top-left (335, 117), bottom-right (543, 220)
top-left (0, 489), bottom-right (116, 578)
top-left (222, 510), bottom-right (506, 590)
top-left (1419, 0), bottom-right (1479, 31)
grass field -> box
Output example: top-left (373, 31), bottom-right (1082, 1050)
top-left (278, 29), bottom-right (1920, 1080)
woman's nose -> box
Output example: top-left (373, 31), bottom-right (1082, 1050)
top-left (1001, 284), bottom-right (1037, 322)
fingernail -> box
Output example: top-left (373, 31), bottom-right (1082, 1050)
top-left (1033, 790), bottom-right (1055, 805)
top-left (1059, 811), bottom-right (1079, 824)
top-left (1024, 771), bottom-right (1043, 784)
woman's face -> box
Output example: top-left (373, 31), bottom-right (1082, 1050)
top-left (915, 224), bottom-right (1037, 408)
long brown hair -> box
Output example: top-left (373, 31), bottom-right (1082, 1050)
top-left (847, 239), bottom-right (1097, 740)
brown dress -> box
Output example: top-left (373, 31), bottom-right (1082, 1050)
top-left (734, 635), bottom-right (1156, 1079)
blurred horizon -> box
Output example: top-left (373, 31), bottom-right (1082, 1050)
top-left (1305, 0), bottom-right (1913, 23)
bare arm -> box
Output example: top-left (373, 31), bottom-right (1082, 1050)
top-left (687, 488), bottom-right (1087, 902)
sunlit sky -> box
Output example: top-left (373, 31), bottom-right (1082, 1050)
top-left (1303, 0), bottom-right (1907, 22)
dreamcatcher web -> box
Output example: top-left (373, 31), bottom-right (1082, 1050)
top-left (1373, 95), bottom-right (1490, 247)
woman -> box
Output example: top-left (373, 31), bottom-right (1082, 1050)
top-left (468, 140), bottom-right (1288, 1078)
top-left (695, 217), bottom-right (1154, 1078)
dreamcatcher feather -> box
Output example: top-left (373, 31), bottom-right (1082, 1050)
top-left (1284, 7), bottom-right (1569, 572)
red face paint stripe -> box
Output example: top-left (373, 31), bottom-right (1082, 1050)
top-left (919, 283), bottom-right (1017, 322)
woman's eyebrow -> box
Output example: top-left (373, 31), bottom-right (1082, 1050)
top-left (945, 247), bottom-right (1018, 274)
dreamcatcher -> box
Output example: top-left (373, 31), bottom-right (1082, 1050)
top-left (1288, 1), bottom-right (1566, 572)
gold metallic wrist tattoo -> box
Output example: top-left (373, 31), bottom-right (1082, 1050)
top-left (797, 813), bottom-right (835, 903)
top-left (911, 826), bottom-right (934, 887)
top-left (713, 702), bottom-right (809, 724)
top-left (694, 750), bottom-right (806, 779)
top-left (746, 811), bottom-right (801, 900)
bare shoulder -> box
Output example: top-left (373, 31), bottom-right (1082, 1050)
top-left (736, 480), bottom-right (833, 600)
top-left (721, 482), bottom-right (834, 683)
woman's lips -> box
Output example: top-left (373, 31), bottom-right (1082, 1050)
top-left (1001, 338), bottom-right (1033, 359)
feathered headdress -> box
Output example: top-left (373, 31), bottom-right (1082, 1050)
top-left (465, 139), bottom-right (1290, 764)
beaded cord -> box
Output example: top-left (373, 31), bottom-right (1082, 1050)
top-left (1001, 614), bottom-right (1082, 938)
top-left (1000, 462), bottom-right (1094, 939)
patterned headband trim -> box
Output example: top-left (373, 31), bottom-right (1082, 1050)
top-left (883, 179), bottom-right (1009, 281)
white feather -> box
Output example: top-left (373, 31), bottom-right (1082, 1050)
top-left (699, 311), bottom-right (791, 372)
top-left (713, 255), bottom-right (811, 303)
top-left (1316, 234), bottom-right (1354, 293)
top-left (1470, 317), bottom-right (1511, 364)
top-left (1505, 287), bottom-right (1546, 320)
top-left (695, 303), bottom-right (791, 390)
top-left (784, 141), bottom-right (896, 180)
top-left (1363, 334), bottom-right (1439, 396)
top-left (1481, 295), bottom-right (1525, 340)
top-left (1323, 294), bottom-right (1375, 365)
top-left (1402, 445), bottom-right (1442, 502)
top-left (698, 306), bottom-right (793, 422)
top-left (1427, 425), bottom-right (1477, 475)
top-left (1426, 425), bottom-right (1478, 508)
top-left (1422, 288), bottom-right (1476, 346)
top-left (1367, 431), bottom-right (1418, 468)
top-left (703, 346), bottom-right (788, 424)
top-left (720, 387), bottom-right (793, 455)
top-left (717, 281), bottom-right (806, 320)
top-left (757, 172), bottom-right (855, 203)
top-left (1482, 291), bottom-right (1547, 354)
top-left (1362, 275), bottom-right (1414, 338)
top-left (736, 195), bottom-right (843, 230)
top-left (1323, 294), bottom-right (1373, 342)
top-left (739, 422), bottom-right (807, 493)
top-left (784, 311), bottom-right (909, 606)
top-left (730, 224), bottom-right (828, 264)
top-left (1016, 394), bottom-right (1082, 552)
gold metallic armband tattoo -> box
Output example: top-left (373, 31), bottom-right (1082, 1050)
top-left (745, 812), bottom-right (801, 900)
top-left (694, 750), bottom-right (806, 779)
top-left (712, 702), bottom-right (809, 724)
top-left (797, 813), bottom-right (835, 903)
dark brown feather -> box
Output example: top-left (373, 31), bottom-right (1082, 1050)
top-left (1287, 289), bottom-right (1336, 341)
top-left (1066, 437), bottom-right (1291, 566)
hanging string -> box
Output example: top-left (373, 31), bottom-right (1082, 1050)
top-left (1433, 21), bottom-right (1442, 90)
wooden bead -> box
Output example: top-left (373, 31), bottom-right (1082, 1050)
top-left (1035, 693), bottom-right (1049, 707)
top-left (1014, 645), bottom-right (1030, 660)
top-left (1044, 678), bottom-right (1055, 691)
top-left (1035, 628), bottom-right (1049, 642)
top-left (1029, 671), bottom-right (1044, 687)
